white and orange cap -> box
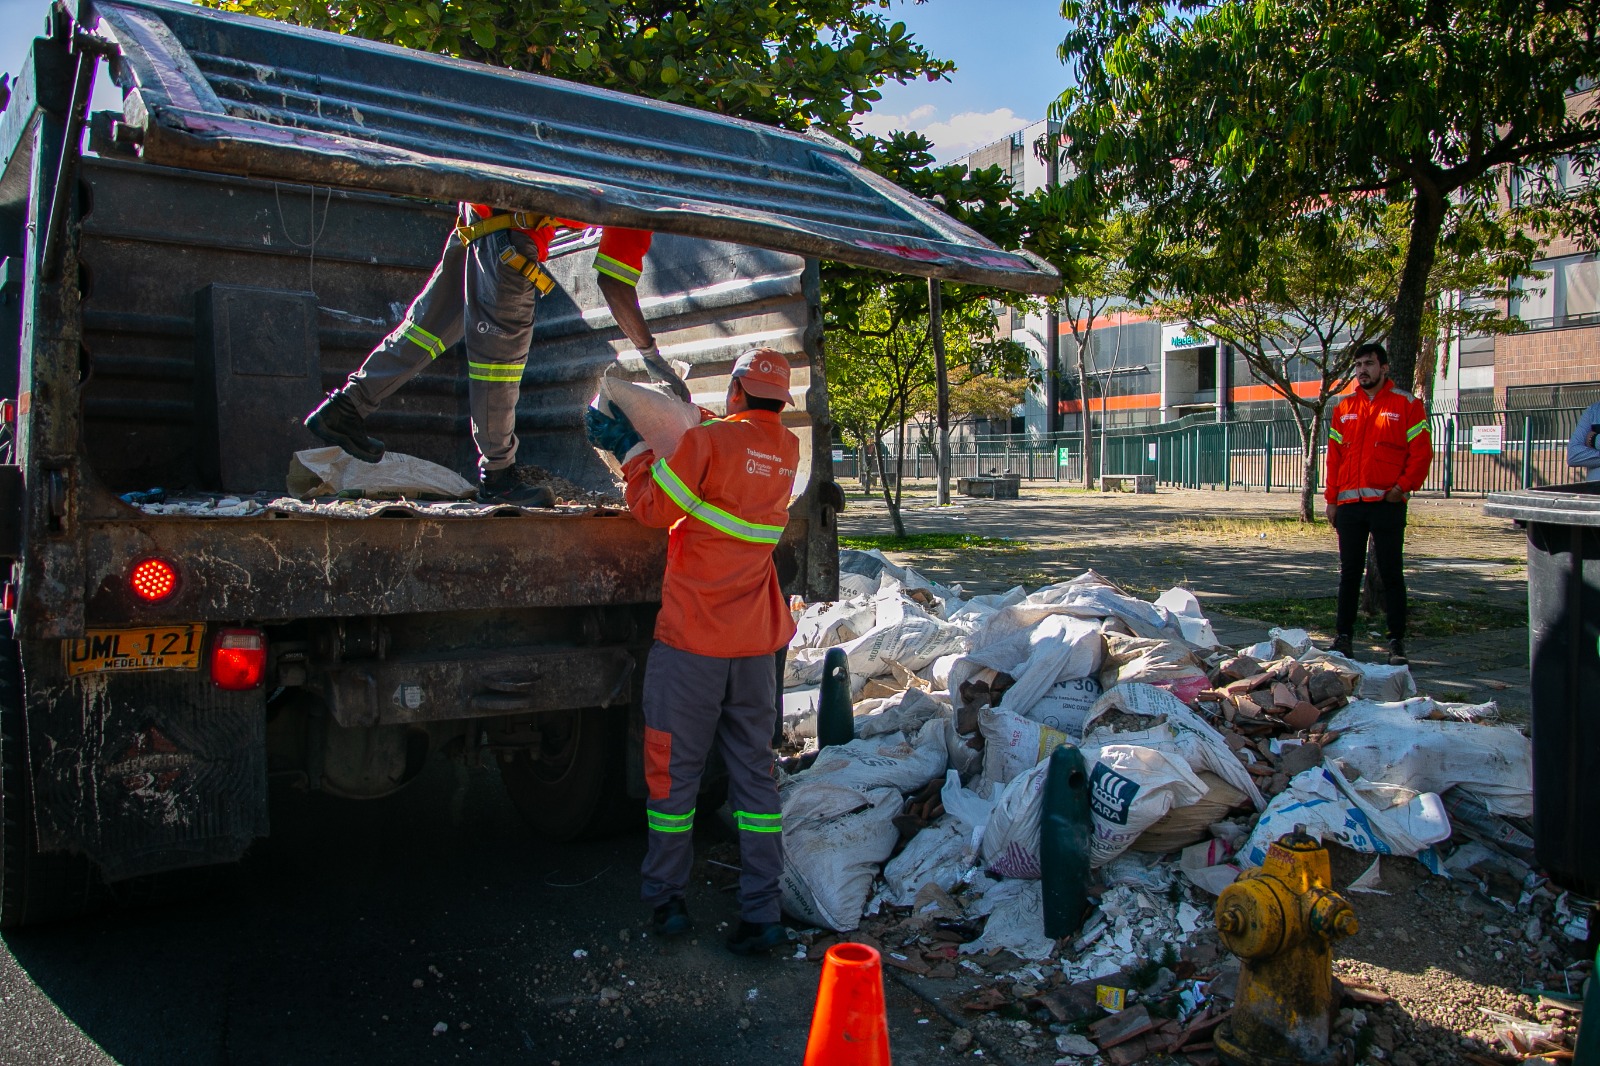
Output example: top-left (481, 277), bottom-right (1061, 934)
top-left (730, 348), bottom-right (794, 405)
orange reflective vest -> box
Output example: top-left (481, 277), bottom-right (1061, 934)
top-left (622, 410), bottom-right (799, 659)
top-left (1324, 378), bottom-right (1432, 505)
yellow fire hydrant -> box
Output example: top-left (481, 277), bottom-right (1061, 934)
top-left (1214, 829), bottom-right (1359, 1066)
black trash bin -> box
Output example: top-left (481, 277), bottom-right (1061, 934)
top-left (1485, 481), bottom-right (1600, 897)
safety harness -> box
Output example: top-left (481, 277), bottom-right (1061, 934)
top-left (454, 211), bottom-right (557, 295)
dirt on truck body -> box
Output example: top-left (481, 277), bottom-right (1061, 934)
top-left (0, 0), bottom-right (1055, 925)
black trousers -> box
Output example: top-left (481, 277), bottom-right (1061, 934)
top-left (1333, 500), bottom-right (1408, 640)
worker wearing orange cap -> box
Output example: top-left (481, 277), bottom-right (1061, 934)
top-left (585, 347), bottom-right (799, 955)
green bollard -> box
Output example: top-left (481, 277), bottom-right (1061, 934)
top-left (1041, 743), bottom-right (1093, 939)
top-left (816, 647), bottom-right (854, 749)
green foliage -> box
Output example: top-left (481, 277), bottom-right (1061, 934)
top-left (1053, 0), bottom-right (1600, 388)
top-left (200, 0), bottom-right (952, 138)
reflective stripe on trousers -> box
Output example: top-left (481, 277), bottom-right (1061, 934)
top-left (639, 642), bottom-right (783, 923)
top-left (341, 211), bottom-right (542, 472)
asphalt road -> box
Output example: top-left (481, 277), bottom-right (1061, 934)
top-left (1, 760), bottom-right (962, 1066)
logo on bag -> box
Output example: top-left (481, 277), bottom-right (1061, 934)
top-left (1090, 764), bottom-right (1140, 825)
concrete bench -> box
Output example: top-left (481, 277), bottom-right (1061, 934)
top-left (1098, 474), bottom-right (1155, 494)
top-left (958, 476), bottom-right (1021, 499)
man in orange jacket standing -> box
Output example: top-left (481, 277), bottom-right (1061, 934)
top-left (1324, 342), bottom-right (1433, 665)
top-left (584, 348), bottom-right (798, 955)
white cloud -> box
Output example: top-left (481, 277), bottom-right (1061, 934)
top-left (853, 106), bottom-right (1029, 162)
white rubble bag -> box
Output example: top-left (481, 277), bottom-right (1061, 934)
top-left (1024, 676), bottom-right (1103, 735)
top-left (1082, 683), bottom-right (1266, 810)
top-left (1301, 647), bottom-right (1417, 701)
top-left (881, 820), bottom-right (969, 906)
top-left (1239, 761), bottom-right (1452, 870)
top-left (1323, 700), bottom-right (1533, 818)
top-left (853, 687), bottom-right (949, 739)
top-left (959, 879), bottom-right (1056, 960)
top-left (288, 446), bottom-right (475, 499)
top-left (779, 782), bottom-right (901, 931)
top-left (981, 758), bottom-right (1051, 878)
top-left (1154, 587), bottom-right (1220, 649)
top-left (790, 599), bottom-right (877, 651)
top-left (945, 607), bottom-right (1104, 710)
top-left (799, 717), bottom-right (949, 794)
top-left (978, 706), bottom-right (1072, 787)
top-left (1087, 745), bottom-right (1209, 867)
top-left (812, 592), bottom-right (970, 688)
top-left (591, 371), bottom-right (702, 472)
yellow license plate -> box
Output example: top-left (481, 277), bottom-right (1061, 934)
top-left (63, 625), bottom-right (205, 676)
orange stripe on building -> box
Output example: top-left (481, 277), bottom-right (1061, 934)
top-left (1057, 380), bottom-right (1324, 415)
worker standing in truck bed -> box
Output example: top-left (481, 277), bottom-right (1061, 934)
top-left (304, 205), bottom-right (691, 505)
top-left (585, 348), bottom-right (798, 955)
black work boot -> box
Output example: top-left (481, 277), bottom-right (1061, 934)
top-left (1329, 634), bottom-right (1354, 658)
top-left (652, 897), bottom-right (692, 938)
top-left (726, 920), bottom-right (787, 956)
top-left (477, 466), bottom-right (556, 507)
top-left (305, 391), bottom-right (384, 464)
top-left (1387, 638), bottom-right (1408, 666)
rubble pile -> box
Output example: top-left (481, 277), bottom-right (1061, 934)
top-left (768, 549), bottom-right (1591, 1064)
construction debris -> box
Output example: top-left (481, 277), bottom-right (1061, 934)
top-left (770, 548), bottom-right (1588, 1065)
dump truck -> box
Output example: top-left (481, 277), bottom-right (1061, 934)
top-left (0, 0), bottom-right (1055, 926)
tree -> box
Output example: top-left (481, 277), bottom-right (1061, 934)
top-left (202, 0), bottom-right (952, 138)
top-left (1031, 209), bottom-right (1138, 488)
top-left (828, 293), bottom-right (1030, 535)
top-left (1157, 205), bottom-right (1524, 521)
top-left (1053, 0), bottom-right (1600, 390)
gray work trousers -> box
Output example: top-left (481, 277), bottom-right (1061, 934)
top-left (640, 641), bottom-right (784, 923)
top-left (342, 207), bottom-right (541, 473)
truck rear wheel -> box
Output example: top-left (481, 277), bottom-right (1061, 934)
top-left (0, 621), bottom-right (101, 929)
top-left (499, 707), bottom-right (637, 842)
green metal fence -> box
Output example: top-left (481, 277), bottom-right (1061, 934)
top-left (837, 406), bottom-right (1590, 496)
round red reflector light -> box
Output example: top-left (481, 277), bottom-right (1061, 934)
top-left (130, 558), bottom-right (178, 602)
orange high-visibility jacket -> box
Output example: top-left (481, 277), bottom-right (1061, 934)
top-left (1324, 378), bottom-right (1433, 505)
top-left (622, 410), bottom-right (799, 659)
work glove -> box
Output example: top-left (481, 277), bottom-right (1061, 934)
top-left (637, 344), bottom-right (692, 403)
top-left (584, 402), bottom-right (644, 462)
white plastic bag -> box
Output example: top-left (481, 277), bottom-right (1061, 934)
top-left (946, 614), bottom-right (1104, 721)
top-left (1239, 761), bottom-right (1452, 869)
top-left (959, 879), bottom-right (1055, 960)
top-left (288, 447), bottom-right (475, 499)
top-left (779, 782), bottom-right (901, 931)
top-left (1323, 701), bottom-right (1532, 817)
top-left (1154, 587), bottom-right (1220, 649)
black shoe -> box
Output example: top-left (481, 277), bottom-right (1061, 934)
top-left (1327, 634), bottom-right (1353, 658)
top-left (477, 467), bottom-right (555, 507)
top-left (652, 897), bottom-right (692, 937)
top-left (725, 920), bottom-right (786, 956)
top-left (1387, 638), bottom-right (1408, 666)
top-left (305, 391), bottom-right (384, 464)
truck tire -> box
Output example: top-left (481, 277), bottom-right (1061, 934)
top-left (0, 621), bottom-right (101, 929)
top-left (500, 707), bottom-right (637, 842)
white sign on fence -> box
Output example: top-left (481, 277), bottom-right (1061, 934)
top-left (831, 448), bottom-right (845, 464)
top-left (1470, 425), bottom-right (1503, 455)
top-left (1147, 443), bottom-right (1158, 461)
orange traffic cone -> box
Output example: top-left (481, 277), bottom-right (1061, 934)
top-left (803, 942), bottom-right (891, 1066)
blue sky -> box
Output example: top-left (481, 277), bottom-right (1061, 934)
top-left (1, 0), bottom-right (1070, 161)
top-left (861, 0), bottom-right (1076, 161)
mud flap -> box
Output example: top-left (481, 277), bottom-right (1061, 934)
top-left (26, 655), bottom-right (268, 882)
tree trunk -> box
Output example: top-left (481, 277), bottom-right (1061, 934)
top-left (929, 279), bottom-right (952, 506)
top-left (873, 438), bottom-right (905, 537)
top-left (1387, 182), bottom-right (1447, 392)
top-left (1076, 331), bottom-right (1094, 489)
top-left (1296, 412), bottom-right (1320, 523)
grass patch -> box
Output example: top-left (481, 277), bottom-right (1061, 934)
top-left (1222, 596), bottom-right (1525, 637)
top-left (1169, 515), bottom-right (1328, 537)
top-left (838, 532), bottom-right (1023, 552)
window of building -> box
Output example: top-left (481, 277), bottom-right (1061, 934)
top-left (1513, 252), bottom-right (1600, 329)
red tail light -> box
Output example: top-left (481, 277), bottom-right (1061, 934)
top-left (211, 628), bottom-right (266, 690)
top-left (130, 558), bottom-right (179, 602)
